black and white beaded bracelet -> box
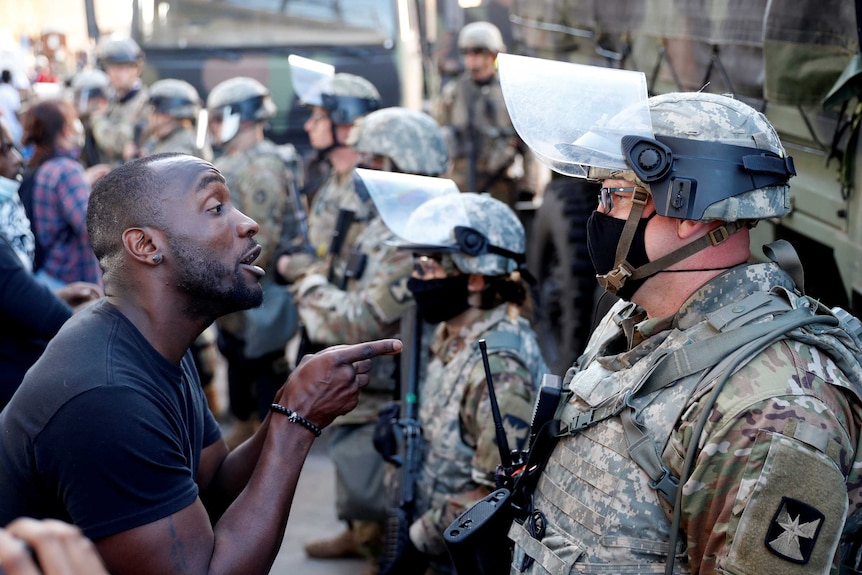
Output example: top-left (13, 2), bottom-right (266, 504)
top-left (269, 404), bottom-right (322, 437)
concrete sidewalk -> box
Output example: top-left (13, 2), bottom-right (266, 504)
top-left (268, 441), bottom-right (372, 575)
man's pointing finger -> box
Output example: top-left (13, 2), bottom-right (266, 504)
top-left (334, 339), bottom-right (402, 365)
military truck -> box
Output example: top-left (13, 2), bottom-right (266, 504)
top-left (128, 0), bottom-right (427, 153)
top-left (502, 0), bottom-right (862, 374)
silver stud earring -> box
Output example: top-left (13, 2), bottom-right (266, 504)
top-left (152, 254), bottom-right (163, 264)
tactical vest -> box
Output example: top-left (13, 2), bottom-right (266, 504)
top-left (509, 271), bottom-right (862, 574)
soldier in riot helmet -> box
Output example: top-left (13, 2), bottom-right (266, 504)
top-left (488, 56), bottom-right (862, 575)
top-left (277, 56), bottom-right (382, 286)
top-left (139, 78), bottom-right (211, 161)
top-left (434, 21), bottom-right (540, 208)
top-left (90, 36), bottom-right (149, 165)
top-left (207, 76), bottom-right (304, 448)
top-left (367, 182), bottom-right (548, 574)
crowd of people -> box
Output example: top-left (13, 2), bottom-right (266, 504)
top-left (0, 19), bottom-right (861, 575)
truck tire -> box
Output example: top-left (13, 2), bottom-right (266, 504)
top-left (527, 179), bottom-right (599, 375)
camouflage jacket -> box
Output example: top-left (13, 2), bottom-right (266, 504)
top-left (511, 263), bottom-right (862, 575)
top-left (292, 215), bottom-right (413, 424)
top-left (215, 139), bottom-right (300, 336)
top-left (90, 85), bottom-right (149, 166)
top-left (435, 72), bottom-right (540, 198)
top-left (140, 125), bottom-right (212, 161)
top-left (410, 305), bottom-right (548, 557)
top-left (306, 169), bottom-right (372, 261)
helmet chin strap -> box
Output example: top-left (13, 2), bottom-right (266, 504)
top-left (597, 186), bottom-right (751, 294)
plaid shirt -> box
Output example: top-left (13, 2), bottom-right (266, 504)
top-left (31, 150), bottom-right (102, 286)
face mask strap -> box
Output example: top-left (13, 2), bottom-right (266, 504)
top-left (597, 187), bottom-right (649, 293)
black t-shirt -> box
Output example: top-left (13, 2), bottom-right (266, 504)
top-left (0, 300), bottom-right (222, 539)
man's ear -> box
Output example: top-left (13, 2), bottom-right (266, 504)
top-left (467, 274), bottom-right (486, 293)
top-left (677, 218), bottom-right (713, 241)
top-left (122, 227), bottom-right (164, 266)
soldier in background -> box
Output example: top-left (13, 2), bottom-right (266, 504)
top-left (207, 77), bottom-right (302, 449)
top-left (435, 21), bottom-right (540, 208)
top-left (69, 68), bottom-right (109, 169)
top-left (285, 107), bottom-right (448, 572)
top-left (139, 78), bottom-right (212, 161)
top-left (277, 61), bottom-right (382, 285)
top-left (89, 36), bottom-right (149, 166)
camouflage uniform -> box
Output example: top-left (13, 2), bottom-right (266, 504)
top-left (511, 263), bottom-right (862, 574)
top-left (90, 87), bottom-right (149, 166)
top-left (306, 171), bottom-right (371, 261)
top-left (437, 74), bottom-right (539, 206)
top-left (496, 65), bottom-right (862, 574)
top-left (411, 305), bottom-right (547, 569)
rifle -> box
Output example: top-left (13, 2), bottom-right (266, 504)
top-left (443, 339), bottom-right (527, 575)
top-left (294, 207), bottom-right (355, 363)
top-left (378, 304), bottom-right (425, 575)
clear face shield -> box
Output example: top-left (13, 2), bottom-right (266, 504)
top-left (498, 53), bottom-right (652, 179)
top-left (218, 105), bottom-right (241, 144)
top-left (288, 54), bottom-right (335, 109)
top-left (354, 168), bottom-right (468, 251)
top-left (499, 54), bottom-right (796, 221)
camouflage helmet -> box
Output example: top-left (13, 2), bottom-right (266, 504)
top-left (97, 36), bottom-right (143, 66)
top-left (645, 92), bottom-right (792, 221)
top-left (207, 77), bottom-right (276, 143)
top-left (405, 192), bottom-right (526, 276)
top-left (458, 21), bottom-right (506, 53)
top-left (71, 68), bottom-right (109, 94)
top-left (314, 73), bottom-right (381, 125)
top-left (206, 76), bottom-right (276, 120)
top-left (587, 92), bottom-right (794, 222)
top-left (348, 107), bottom-right (448, 176)
top-left (148, 79), bottom-right (201, 119)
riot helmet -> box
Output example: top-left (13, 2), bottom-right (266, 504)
top-left (70, 68), bottom-right (109, 116)
top-left (148, 79), bottom-right (201, 119)
top-left (206, 76), bottom-right (276, 144)
top-left (358, 168), bottom-right (528, 277)
top-left (499, 54), bottom-right (795, 296)
top-left (97, 36), bottom-right (143, 67)
top-left (458, 21), bottom-right (506, 54)
top-left (288, 55), bottom-right (381, 126)
top-left (348, 107), bottom-right (448, 176)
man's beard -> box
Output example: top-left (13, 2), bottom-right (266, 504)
top-left (167, 234), bottom-right (263, 319)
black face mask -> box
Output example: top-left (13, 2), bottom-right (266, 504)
top-left (407, 275), bottom-right (471, 324)
top-left (586, 210), bottom-right (657, 301)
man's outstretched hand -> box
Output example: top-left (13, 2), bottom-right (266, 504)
top-left (279, 339), bottom-right (403, 430)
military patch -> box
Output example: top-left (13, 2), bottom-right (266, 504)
top-left (764, 497), bottom-right (824, 564)
top-left (502, 414), bottom-right (530, 451)
top-left (254, 189), bottom-right (267, 204)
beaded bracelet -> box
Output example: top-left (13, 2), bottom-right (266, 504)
top-left (269, 404), bottom-right (322, 437)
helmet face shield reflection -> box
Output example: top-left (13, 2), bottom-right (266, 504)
top-left (355, 168), bottom-right (464, 249)
top-left (498, 53), bottom-right (652, 178)
top-left (288, 54), bottom-right (335, 108)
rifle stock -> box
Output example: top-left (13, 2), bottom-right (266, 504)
top-left (378, 304), bottom-right (423, 575)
